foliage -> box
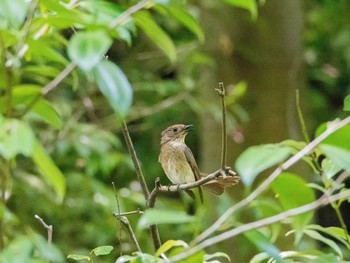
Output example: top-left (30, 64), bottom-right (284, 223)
top-left (1, 0), bottom-right (350, 263)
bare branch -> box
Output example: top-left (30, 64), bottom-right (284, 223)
top-left (35, 214), bottom-right (53, 245)
top-left (193, 116), bottom-right (350, 245)
top-left (215, 82), bottom-right (228, 169)
top-left (113, 213), bottom-right (142, 252)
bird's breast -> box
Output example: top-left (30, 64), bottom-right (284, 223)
top-left (159, 141), bottom-right (195, 184)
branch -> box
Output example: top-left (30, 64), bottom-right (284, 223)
top-left (121, 120), bottom-right (161, 250)
top-left (215, 82), bottom-right (227, 169)
top-left (170, 188), bottom-right (350, 262)
top-left (113, 213), bottom-right (142, 252)
top-left (35, 214), bottom-right (53, 245)
top-left (192, 116), bottom-right (350, 245)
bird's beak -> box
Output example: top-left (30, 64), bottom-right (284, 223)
top-left (184, 124), bottom-right (194, 132)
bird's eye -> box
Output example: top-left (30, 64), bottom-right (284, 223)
top-left (172, 128), bottom-right (178, 132)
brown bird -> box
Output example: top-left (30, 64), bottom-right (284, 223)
top-left (159, 124), bottom-right (239, 203)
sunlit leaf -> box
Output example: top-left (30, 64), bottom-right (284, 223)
top-left (0, 0), bottom-right (30, 29)
top-left (271, 173), bottom-right (315, 243)
top-left (244, 229), bottom-right (282, 262)
top-left (67, 254), bottom-right (91, 261)
top-left (32, 139), bottom-right (66, 202)
top-left (315, 122), bottom-right (350, 151)
top-left (0, 118), bottom-right (35, 159)
top-left (137, 209), bottom-right (194, 230)
top-left (343, 95), bottom-right (350, 111)
top-left (0, 236), bottom-right (32, 263)
top-left (321, 158), bottom-right (342, 179)
top-left (68, 30), bottom-right (112, 71)
top-left (92, 60), bottom-right (133, 117)
top-left (320, 145), bottom-right (350, 173)
top-left (134, 10), bottom-right (176, 63)
top-left (155, 240), bottom-right (188, 257)
top-left (91, 246), bottom-right (113, 256)
top-left (235, 144), bottom-right (292, 187)
top-left (115, 255), bottom-right (135, 263)
top-left (222, 0), bottom-right (257, 19)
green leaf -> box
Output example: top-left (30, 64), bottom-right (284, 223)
top-left (134, 10), bottom-right (176, 63)
top-left (154, 5), bottom-right (204, 42)
top-left (67, 254), bottom-right (91, 261)
top-left (31, 232), bottom-right (64, 262)
top-left (31, 100), bottom-right (62, 129)
top-left (244, 229), bottom-right (282, 262)
top-left (155, 240), bottom-right (188, 257)
top-left (304, 229), bottom-right (343, 257)
top-left (306, 224), bottom-right (350, 249)
top-left (343, 95), bottom-right (350, 111)
top-left (309, 254), bottom-right (341, 263)
top-left (320, 145), bottom-right (350, 173)
top-left (115, 255), bottom-right (136, 263)
top-left (91, 246), bottom-right (113, 256)
top-left (315, 122), bottom-right (350, 151)
top-left (222, 0), bottom-right (257, 19)
top-left (0, 0), bottom-right (30, 29)
top-left (321, 158), bottom-right (342, 179)
top-left (204, 252), bottom-right (231, 262)
top-left (92, 60), bottom-right (133, 117)
top-left (235, 144), bottom-right (292, 187)
top-left (32, 139), bottom-right (66, 202)
top-left (271, 173), bottom-right (315, 243)
top-left (137, 209), bottom-right (194, 230)
top-left (68, 30), bottom-right (112, 71)
top-left (0, 118), bottom-right (35, 159)
top-left (0, 236), bottom-right (33, 263)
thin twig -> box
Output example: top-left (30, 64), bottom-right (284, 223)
top-left (0, 158), bottom-right (10, 249)
top-left (296, 90), bottom-right (310, 143)
top-left (192, 116), bottom-right (350, 245)
top-left (35, 214), bottom-right (53, 245)
top-left (215, 82), bottom-right (227, 169)
top-left (108, 0), bottom-right (154, 31)
top-left (114, 209), bottom-right (144, 216)
top-left (113, 214), bottom-right (142, 252)
top-left (170, 188), bottom-right (350, 262)
top-left (121, 120), bottom-right (161, 250)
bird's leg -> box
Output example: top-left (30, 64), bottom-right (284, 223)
top-left (218, 166), bottom-right (237, 178)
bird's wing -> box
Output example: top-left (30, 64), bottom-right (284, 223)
top-left (184, 146), bottom-right (204, 203)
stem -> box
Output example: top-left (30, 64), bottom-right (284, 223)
top-left (296, 89), bottom-right (310, 143)
top-left (333, 203), bottom-right (350, 246)
top-left (113, 214), bottom-right (142, 252)
top-left (121, 120), bottom-right (161, 250)
top-left (35, 214), bottom-right (53, 245)
top-left (0, 159), bottom-right (10, 250)
top-left (215, 82), bottom-right (227, 169)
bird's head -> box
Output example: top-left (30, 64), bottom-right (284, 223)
top-left (160, 124), bottom-right (193, 145)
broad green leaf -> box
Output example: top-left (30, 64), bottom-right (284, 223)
top-left (244, 229), bottom-right (282, 262)
top-left (0, 118), bottom-right (35, 159)
top-left (343, 95), bottom-right (350, 111)
top-left (304, 229), bottom-right (343, 257)
top-left (315, 123), bottom-right (350, 151)
top-left (137, 209), bottom-right (194, 230)
top-left (235, 144), bottom-right (292, 187)
top-left (67, 254), bottom-right (91, 261)
top-left (91, 246), bottom-right (113, 256)
top-left (134, 10), bottom-right (176, 63)
top-left (68, 30), bottom-right (112, 71)
top-left (92, 60), bottom-right (133, 117)
top-left (0, 236), bottom-right (32, 263)
top-left (204, 252), bottom-right (231, 262)
top-left (0, 0), bottom-right (29, 29)
top-left (27, 38), bottom-right (68, 64)
top-left (271, 173), bottom-right (315, 243)
top-left (31, 100), bottom-right (62, 129)
top-left (222, 0), bottom-right (257, 19)
top-left (155, 240), bottom-right (188, 257)
top-left (154, 5), bottom-right (204, 42)
top-left (32, 139), bottom-right (66, 202)
top-left (319, 145), bottom-right (350, 173)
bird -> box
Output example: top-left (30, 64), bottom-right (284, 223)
top-left (158, 124), bottom-right (239, 203)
